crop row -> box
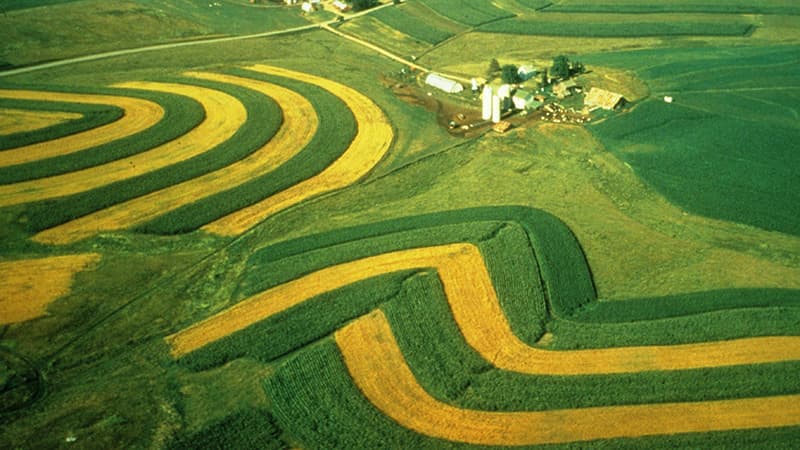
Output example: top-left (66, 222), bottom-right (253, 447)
top-left (0, 88), bottom-right (203, 184)
top-left (419, 0), bottom-right (515, 26)
top-left (16, 76), bottom-right (280, 233)
top-left (371, 4), bottom-right (460, 44)
top-left (136, 68), bottom-right (357, 235)
top-left (480, 17), bottom-right (753, 37)
top-left (170, 206), bottom-right (595, 371)
top-left (542, 0), bottom-right (800, 14)
top-left (0, 98), bottom-right (122, 152)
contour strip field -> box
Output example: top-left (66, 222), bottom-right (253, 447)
top-left (201, 64), bottom-right (394, 236)
top-left (32, 72), bottom-right (317, 245)
top-left (0, 90), bottom-right (163, 167)
top-left (337, 309), bottom-right (800, 445)
top-left (0, 253), bottom-right (100, 324)
top-left (0, 109), bottom-right (83, 136)
top-left (166, 243), bottom-right (800, 373)
top-left (0, 82), bottom-right (244, 207)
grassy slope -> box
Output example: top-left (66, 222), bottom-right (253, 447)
top-left (1, 5), bottom-right (800, 449)
top-left (583, 44), bottom-right (800, 236)
top-left (0, 0), bottom-right (309, 67)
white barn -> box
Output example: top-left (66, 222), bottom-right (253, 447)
top-left (425, 73), bottom-right (464, 94)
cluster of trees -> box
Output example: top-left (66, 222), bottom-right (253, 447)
top-left (550, 55), bottom-right (585, 80)
top-left (486, 55), bottom-right (586, 84)
top-left (352, 0), bottom-right (379, 11)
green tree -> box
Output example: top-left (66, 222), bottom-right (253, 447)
top-left (501, 64), bottom-right (521, 84)
top-left (352, 0), bottom-right (378, 11)
top-left (551, 55), bottom-right (570, 80)
top-left (487, 58), bottom-right (501, 78)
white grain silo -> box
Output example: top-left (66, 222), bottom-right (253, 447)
top-left (482, 86), bottom-right (493, 120)
top-left (491, 95), bottom-right (501, 123)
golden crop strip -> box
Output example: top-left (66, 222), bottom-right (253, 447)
top-left (166, 243), bottom-right (800, 374)
top-left (0, 108), bottom-right (83, 135)
top-left (0, 90), bottom-right (163, 166)
top-left (0, 82), bottom-right (245, 207)
top-left (0, 253), bottom-right (100, 324)
top-left (201, 64), bottom-right (394, 236)
top-left (337, 310), bottom-right (800, 446)
top-left (32, 72), bottom-right (318, 245)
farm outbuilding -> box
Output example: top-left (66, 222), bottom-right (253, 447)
top-left (425, 73), bottom-right (464, 94)
top-left (517, 65), bottom-right (538, 81)
top-left (512, 89), bottom-right (542, 111)
top-left (584, 87), bottom-right (625, 110)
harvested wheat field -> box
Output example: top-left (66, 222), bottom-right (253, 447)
top-left (0, 108), bottom-right (83, 136)
top-left (202, 64), bottom-right (394, 236)
top-left (337, 309), bottom-right (800, 446)
top-left (0, 90), bottom-right (163, 166)
top-left (0, 82), bottom-right (244, 207)
top-left (32, 72), bottom-right (317, 245)
top-left (0, 253), bottom-right (100, 324)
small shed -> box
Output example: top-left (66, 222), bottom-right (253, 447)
top-left (425, 73), bottom-right (464, 94)
top-left (332, 0), bottom-right (350, 11)
top-left (512, 89), bottom-right (543, 111)
top-left (584, 87), bottom-right (625, 110)
top-left (553, 79), bottom-right (578, 99)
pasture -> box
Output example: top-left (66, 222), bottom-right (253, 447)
top-left (1, 2), bottom-right (799, 449)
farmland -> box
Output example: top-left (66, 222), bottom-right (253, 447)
top-left (1, 0), bottom-right (799, 449)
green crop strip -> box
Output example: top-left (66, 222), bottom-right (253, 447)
top-left (15, 76), bottom-right (281, 233)
top-left (480, 18), bottom-right (753, 37)
top-left (372, 6), bottom-right (457, 44)
top-left (541, 1), bottom-right (800, 15)
top-left (135, 68), bottom-right (357, 235)
top-left (0, 98), bottom-right (123, 152)
top-left (0, 87), bottom-right (203, 184)
top-left (419, 0), bottom-right (516, 27)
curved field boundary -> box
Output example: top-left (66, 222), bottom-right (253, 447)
top-left (336, 309), bottom-right (800, 446)
top-left (31, 72), bottom-right (317, 245)
top-left (132, 69), bottom-right (355, 235)
top-left (0, 109), bottom-right (83, 135)
top-left (0, 90), bottom-right (164, 167)
top-left (0, 82), bottom-right (244, 207)
top-left (0, 253), bottom-right (100, 324)
top-left (201, 64), bottom-right (394, 236)
top-left (167, 241), bottom-right (800, 373)
top-left (167, 206), bottom-right (800, 446)
top-left (0, 90), bottom-right (201, 184)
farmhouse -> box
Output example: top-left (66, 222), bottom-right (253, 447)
top-left (425, 73), bottom-right (464, 94)
top-left (511, 89), bottom-right (543, 111)
top-left (584, 87), bottom-right (625, 110)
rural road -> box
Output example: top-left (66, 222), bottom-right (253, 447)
top-left (0, 2), bottom-right (396, 78)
